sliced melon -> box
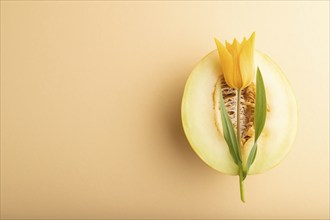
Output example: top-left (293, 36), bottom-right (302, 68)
top-left (181, 50), bottom-right (297, 175)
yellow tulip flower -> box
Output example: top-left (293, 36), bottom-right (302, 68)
top-left (215, 32), bottom-right (255, 89)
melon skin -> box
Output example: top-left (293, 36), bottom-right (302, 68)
top-left (181, 50), bottom-right (297, 175)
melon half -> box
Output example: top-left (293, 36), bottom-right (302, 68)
top-left (181, 50), bottom-right (297, 175)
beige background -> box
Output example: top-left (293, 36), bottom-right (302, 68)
top-left (1, 1), bottom-right (329, 219)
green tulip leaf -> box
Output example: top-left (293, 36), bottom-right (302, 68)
top-left (218, 81), bottom-right (242, 165)
top-left (244, 67), bottom-right (267, 179)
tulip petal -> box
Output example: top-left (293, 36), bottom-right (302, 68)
top-left (227, 38), bottom-right (243, 55)
top-left (225, 40), bottom-right (231, 50)
top-left (215, 38), bottom-right (235, 88)
top-left (231, 39), bottom-right (243, 88)
top-left (239, 32), bottom-right (255, 89)
top-left (242, 37), bottom-right (247, 45)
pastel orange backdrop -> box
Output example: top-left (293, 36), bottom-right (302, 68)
top-left (1, 1), bottom-right (329, 219)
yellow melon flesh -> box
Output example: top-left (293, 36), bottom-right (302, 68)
top-left (181, 50), bottom-right (297, 175)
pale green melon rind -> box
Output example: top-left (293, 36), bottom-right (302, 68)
top-left (181, 50), bottom-right (297, 175)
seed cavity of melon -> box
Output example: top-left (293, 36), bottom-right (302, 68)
top-left (213, 75), bottom-right (270, 146)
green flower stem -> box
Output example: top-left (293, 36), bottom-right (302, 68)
top-left (237, 89), bottom-right (245, 203)
top-left (239, 164), bottom-right (245, 202)
top-left (236, 89), bottom-right (242, 157)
